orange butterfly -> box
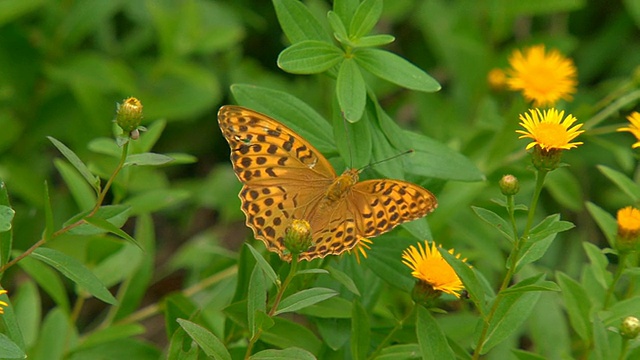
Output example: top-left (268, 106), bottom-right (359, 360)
top-left (218, 105), bottom-right (437, 261)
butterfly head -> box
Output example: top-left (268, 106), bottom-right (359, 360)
top-left (325, 169), bottom-right (359, 202)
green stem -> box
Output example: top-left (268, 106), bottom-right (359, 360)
top-left (0, 141), bottom-right (131, 274)
top-left (245, 255), bottom-right (299, 359)
top-left (619, 338), bottom-right (630, 360)
top-left (472, 169), bottom-right (548, 359)
top-left (604, 252), bottom-right (628, 310)
top-left (506, 194), bottom-right (518, 241)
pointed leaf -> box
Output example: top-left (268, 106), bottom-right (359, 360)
top-left (84, 215), bottom-right (141, 249)
top-left (556, 271), bottom-right (592, 341)
top-left (0, 181), bottom-right (13, 267)
top-left (351, 299), bottom-right (370, 360)
top-left (53, 159), bottom-right (96, 211)
top-left (328, 266), bottom-right (361, 296)
top-left (248, 266), bottom-right (267, 337)
top-left (598, 165), bottom-right (640, 201)
top-left (0, 333), bottom-right (25, 359)
top-left (177, 319), bottom-right (231, 360)
top-left (472, 206), bottom-right (513, 241)
top-left (275, 288), bottom-right (338, 315)
top-left (337, 58), bottom-right (366, 122)
top-left (273, 0), bottom-right (330, 43)
top-left (278, 40), bottom-right (344, 74)
top-left (585, 201), bottom-right (617, 248)
top-left (251, 347), bottom-right (316, 360)
top-left (416, 307), bottom-right (455, 360)
top-left (354, 48), bottom-right (440, 92)
top-left (30, 247), bottom-right (117, 305)
top-left (349, 0), bottom-right (382, 39)
top-left (245, 243), bottom-right (278, 286)
top-left (124, 152), bottom-right (174, 167)
top-left (47, 136), bottom-right (99, 192)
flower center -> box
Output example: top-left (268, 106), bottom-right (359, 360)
top-left (535, 122), bottom-right (567, 148)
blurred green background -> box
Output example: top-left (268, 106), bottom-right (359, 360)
top-left (1, 0), bottom-right (640, 351)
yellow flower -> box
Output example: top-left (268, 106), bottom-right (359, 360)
top-left (402, 241), bottom-right (465, 298)
top-left (516, 108), bottom-right (584, 151)
top-left (617, 112), bottom-right (640, 148)
top-left (487, 68), bottom-right (507, 90)
top-left (507, 45), bottom-right (577, 107)
top-left (350, 237), bottom-right (372, 264)
top-left (0, 289), bottom-right (8, 314)
top-left (617, 206), bottom-right (640, 251)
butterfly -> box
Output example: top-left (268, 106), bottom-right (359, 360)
top-left (218, 105), bottom-right (437, 261)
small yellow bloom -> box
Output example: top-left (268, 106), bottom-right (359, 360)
top-left (487, 68), bottom-right (507, 90)
top-left (283, 219), bottom-right (313, 259)
top-left (402, 241), bottom-right (465, 298)
top-left (0, 289), bottom-right (8, 314)
top-left (507, 45), bottom-right (577, 107)
top-left (617, 206), bottom-right (640, 251)
top-left (617, 112), bottom-right (640, 149)
top-left (516, 108), bottom-right (584, 151)
top-left (350, 237), bottom-right (372, 263)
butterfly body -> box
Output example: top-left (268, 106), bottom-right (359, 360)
top-left (218, 105), bottom-right (437, 261)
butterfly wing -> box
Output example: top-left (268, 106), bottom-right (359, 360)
top-left (348, 179), bottom-right (437, 237)
top-left (218, 105), bottom-right (336, 258)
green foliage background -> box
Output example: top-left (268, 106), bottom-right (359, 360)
top-left (1, 0), bottom-right (640, 359)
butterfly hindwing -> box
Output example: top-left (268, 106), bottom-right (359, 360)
top-left (349, 179), bottom-right (437, 237)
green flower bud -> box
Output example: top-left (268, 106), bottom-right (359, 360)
top-left (283, 219), bottom-right (313, 259)
top-left (499, 174), bottom-right (520, 196)
top-left (115, 97), bottom-right (143, 134)
top-left (621, 316), bottom-right (640, 340)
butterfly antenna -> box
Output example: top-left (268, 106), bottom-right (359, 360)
top-left (358, 149), bottom-right (414, 173)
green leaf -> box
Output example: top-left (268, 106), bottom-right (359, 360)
top-left (123, 189), bottom-right (190, 216)
top-left (53, 159), bottom-right (96, 211)
top-left (501, 274), bottom-right (560, 295)
top-left (327, 11), bottom-right (349, 43)
top-left (0, 286), bottom-right (26, 354)
top-left (585, 201), bottom-right (617, 248)
top-left (327, 266), bottom-right (361, 296)
top-left (47, 136), bottom-right (99, 192)
top-left (43, 182), bottom-right (54, 241)
top-left (245, 243), bottom-right (278, 286)
top-left (248, 266), bottom-right (267, 337)
top-left (514, 234), bottom-right (555, 273)
top-left (296, 296), bottom-right (353, 318)
top-left (471, 206), bottom-right (513, 241)
top-left (556, 271), bottom-right (592, 342)
top-left (333, 107), bottom-right (372, 169)
top-left (512, 349), bottom-right (547, 360)
top-left (480, 291), bottom-right (541, 353)
top-left (261, 317), bottom-right (322, 355)
top-left (439, 249), bottom-right (488, 314)
top-left (528, 214), bottom-right (575, 243)
top-left (0, 333), bottom-right (25, 359)
top-left (597, 165), bottom-right (640, 202)
top-left (124, 152), bottom-right (174, 167)
top-left (177, 319), bottom-right (231, 360)
top-left (354, 34), bottom-right (395, 47)
top-left (84, 215), bottom-right (141, 249)
top-left (405, 131), bottom-right (484, 181)
top-left (251, 347), bottom-right (316, 360)
top-left (30, 247), bottom-right (117, 305)
top-left (351, 299), bottom-right (370, 360)
top-left (295, 269), bottom-right (329, 276)
top-left (12, 280), bottom-right (40, 348)
top-left (0, 204), bottom-right (14, 232)
top-left (349, 0), bottom-right (382, 39)
top-left (354, 48), bottom-right (441, 92)
top-left (592, 314), bottom-right (613, 360)
top-left (278, 40), bottom-right (344, 74)
top-left (416, 307), bottom-right (455, 360)
top-left (602, 295), bottom-right (640, 326)
top-left (17, 254), bottom-right (70, 311)
top-left (230, 84), bottom-right (336, 155)
top-left (0, 181), bottom-right (13, 267)
top-left (29, 308), bottom-right (74, 360)
top-left (273, 0), bottom-right (330, 43)
top-left (76, 324), bottom-right (145, 351)
top-left (337, 58), bottom-right (366, 122)
top-left (65, 204), bottom-right (130, 236)
top-left (583, 242), bottom-right (611, 289)
top-left (164, 294), bottom-right (198, 338)
top-left (275, 288), bottom-right (338, 315)
top-left (0, 0), bottom-right (45, 26)
top-left (376, 344), bottom-right (421, 359)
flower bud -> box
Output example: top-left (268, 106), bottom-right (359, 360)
top-left (499, 174), bottom-right (520, 196)
top-left (283, 219), bottom-right (313, 258)
top-left (531, 146), bottom-right (562, 172)
top-left (616, 206), bottom-right (640, 252)
top-left (621, 316), bottom-right (640, 340)
top-left (115, 97), bottom-right (143, 134)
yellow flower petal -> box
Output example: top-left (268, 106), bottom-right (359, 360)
top-left (507, 45), bottom-right (577, 107)
top-left (617, 112), bottom-right (640, 149)
top-left (402, 241), bottom-right (465, 298)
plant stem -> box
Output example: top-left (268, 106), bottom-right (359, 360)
top-left (245, 255), bottom-right (299, 359)
top-left (472, 169), bottom-right (548, 359)
top-left (604, 252), bottom-right (628, 310)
